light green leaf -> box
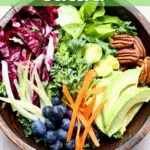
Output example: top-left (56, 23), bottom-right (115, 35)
top-left (84, 24), bottom-right (115, 39)
top-left (93, 6), bottom-right (105, 20)
top-left (94, 15), bottom-right (123, 25)
top-left (56, 6), bottom-right (83, 27)
top-left (79, 2), bottom-right (98, 20)
top-left (63, 23), bottom-right (85, 38)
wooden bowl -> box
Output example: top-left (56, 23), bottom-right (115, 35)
top-left (0, 1), bottom-right (150, 150)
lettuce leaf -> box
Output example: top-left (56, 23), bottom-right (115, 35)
top-left (63, 23), bottom-right (85, 38)
top-left (93, 6), bottom-right (105, 20)
top-left (79, 2), bottom-right (98, 20)
top-left (84, 24), bottom-right (115, 39)
top-left (56, 6), bottom-right (83, 27)
top-left (93, 15), bottom-right (123, 25)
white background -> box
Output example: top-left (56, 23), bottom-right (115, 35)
top-left (0, 6), bottom-right (150, 150)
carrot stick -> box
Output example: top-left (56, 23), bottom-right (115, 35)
top-left (80, 102), bottom-right (105, 149)
top-left (82, 70), bottom-right (96, 93)
top-left (84, 96), bottom-right (96, 119)
top-left (67, 70), bottom-right (96, 142)
top-left (79, 107), bottom-right (85, 113)
top-left (75, 118), bottom-right (81, 150)
top-left (84, 86), bottom-right (106, 103)
top-left (78, 112), bottom-right (99, 147)
top-left (63, 84), bottom-right (74, 106)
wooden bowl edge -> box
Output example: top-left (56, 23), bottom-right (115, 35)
top-left (0, 2), bottom-right (150, 150)
top-left (0, 115), bottom-right (35, 150)
top-left (117, 117), bottom-right (150, 150)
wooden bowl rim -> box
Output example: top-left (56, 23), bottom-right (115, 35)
top-left (0, 2), bottom-right (150, 150)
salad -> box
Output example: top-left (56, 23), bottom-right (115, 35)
top-left (0, 2), bottom-right (150, 150)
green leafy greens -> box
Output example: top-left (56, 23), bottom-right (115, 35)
top-left (47, 35), bottom-right (91, 98)
top-left (115, 21), bottom-right (137, 36)
top-left (113, 131), bottom-right (123, 139)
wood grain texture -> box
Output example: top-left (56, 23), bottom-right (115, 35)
top-left (0, 115), bottom-right (35, 150)
top-left (0, 0), bottom-right (150, 150)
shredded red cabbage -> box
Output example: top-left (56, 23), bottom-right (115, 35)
top-left (0, 6), bottom-right (59, 106)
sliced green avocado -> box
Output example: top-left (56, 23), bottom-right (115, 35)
top-left (107, 87), bottom-right (150, 137)
top-left (94, 71), bottom-right (122, 134)
top-left (97, 71), bottom-right (122, 87)
top-left (85, 43), bottom-right (102, 64)
top-left (95, 93), bottom-right (106, 133)
top-left (106, 85), bottom-right (137, 132)
top-left (103, 68), bottom-right (141, 127)
top-left (119, 103), bottom-right (143, 134)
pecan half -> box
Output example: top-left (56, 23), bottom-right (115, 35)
top-left (112, 34), bottom-right (133, 40)
top-left (139, 57), bottom-right (150, 85)
top-left (134, 36), bottom-right (146, 58)
top-left (145, 57), bottom-right (150, 84)
top-left (110, 34), bottom-right (134, 49)
top-left (110, 40), bottom-right (134, 49)
top-left (116, 48), bottom-right (139, 65)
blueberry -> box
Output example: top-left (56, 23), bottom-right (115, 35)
top-left (65, 139), bottom-right (75, 150)
top-left (61, 118), bottom-right (70, 131)
top-left (31, 120), bottom-right (46, 137)
top-left (58, 104), bottom-right (67, 114)
top-left (66, 110), bottom-right (73, 119)
top-left (44, 131), bottom-right (57, 144)
top-left (42, 106), bottom-right (52, 118)
top-left (49, 106), bottom-right (64, 122)
top-left (52, 96), bottom-right (61, 105)
top-left (57, 129), bottom-right (67, 142)
top-left (45, 119), bottom-right (55, 130)
top-left (49, 140), bottom-right (63, 150)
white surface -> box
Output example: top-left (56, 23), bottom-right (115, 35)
top-left (0, 6), bottom-right (150, 150)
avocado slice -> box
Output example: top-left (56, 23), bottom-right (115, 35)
top-left (106, 85), bottom-right (137, 132)
top-left (119, 103), bottom-right (143, 134)
top-left (107, 87), bottom-right (150, 137)
top-left (95, 93), bottom-right (106, 133)
top-left (103, 68), bottom-right (141, 127)
top-left (94, 71), bottom-right (122, 134)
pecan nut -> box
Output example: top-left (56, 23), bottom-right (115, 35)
top-left (110, 34), bottom-right (134, 49)
top-left (116, 48), bottom-right (139, 65)
top-left (139, 57), bottom-right (150, 85)
top-left (134, 36), bottom-right (146, 58)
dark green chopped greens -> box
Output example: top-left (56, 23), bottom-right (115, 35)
top-left (115, 21), bottom-right (137, 36)
top-left (18, 115), bottom-right (33, 137)
top-left (47, 35), bottom-right (91, 98)
top-left (18, 115), bottom-right (43, 143)
top-left (113, 131), bottom-right (123, 139)
top-left (97, 40), bottom-right (116, 56)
